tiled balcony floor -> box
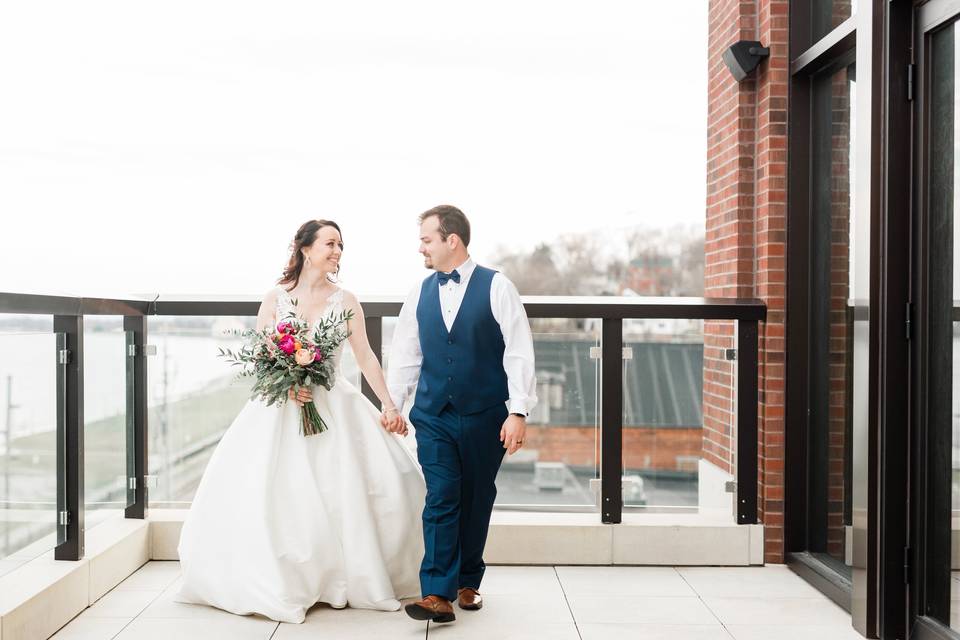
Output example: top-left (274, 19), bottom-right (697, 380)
top-left (50, 562), bottom-right (865, 640)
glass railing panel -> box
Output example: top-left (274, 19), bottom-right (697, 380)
top-left (0, 315), bottom-right (57, 574)
top-left (83, 316), bottom-right (127, 524)
top-left (147, 316), bottom-right (255, 507)
top-left (622, 318), bottom-right (713, 512)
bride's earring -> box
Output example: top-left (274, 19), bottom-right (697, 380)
top-left (305, 255), bottom-right (311, 267)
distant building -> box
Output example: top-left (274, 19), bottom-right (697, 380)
top-left (622, 254), bottom-right (675, 296)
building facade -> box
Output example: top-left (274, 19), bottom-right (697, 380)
top-left (706, 1), bottom-right (960, 637)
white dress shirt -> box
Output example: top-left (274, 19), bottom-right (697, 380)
top-left (387, 257), bottom-right (538, 416)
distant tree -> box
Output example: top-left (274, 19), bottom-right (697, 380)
top-left (492, 223), bottom-right (704, 297)
top-left (496, 243), bottom-right (564, 295)
top-left (677, 233), bottom-right (705, 296)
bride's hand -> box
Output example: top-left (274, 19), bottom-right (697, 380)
top-left (380, 408), bottom-right (399, 430)
top-left (288, 387), bottom-right (312, 407)
top-left (381, 408), bottom-right (406, 435)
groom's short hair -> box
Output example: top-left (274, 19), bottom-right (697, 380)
top-left (419, 205), bottom-right (471, 247)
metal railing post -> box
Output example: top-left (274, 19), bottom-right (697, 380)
top-left (54, 314), bottom-right (84, 560)
top-left (124, 316), bottom-right (149, 519)
top-left (601, 317), bottom-right (624, 524)
top-left (736, 319), bottom-right (759, 524)
top-left (361, 314), bottom-right (382, 406)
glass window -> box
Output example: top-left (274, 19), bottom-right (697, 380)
top-left (812, 0), bottom-right (855, 45)
top-left (924, 19), bottom-right (960, 631)
top-left (806, 63), bottom-right (858, 578)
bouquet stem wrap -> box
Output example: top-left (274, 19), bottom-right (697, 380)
top-left (300, 399), bottom-right (327, 436)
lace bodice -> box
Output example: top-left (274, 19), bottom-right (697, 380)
top-left (274, 286), bottom-right (348, 372)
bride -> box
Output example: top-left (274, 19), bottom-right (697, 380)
top-left (175, 219), bottom-right (426, 623)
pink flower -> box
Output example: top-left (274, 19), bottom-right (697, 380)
top-left (276, 321), bottom-right (293, 334)
top-left (313, 349), bottom-right (324, 362)
top-left (278, 335), bottom-right (296, 354)
top-left (294, 349), bottom-right (314, 366)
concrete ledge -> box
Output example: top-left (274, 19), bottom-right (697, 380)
top-left (487, 513), bottom-right (613, 564)
top-left (0, 553), bottom-right (88, 640)
top-left (0, 517), bottom-right (150, 640)
top-left (86, 519), bottom-right (150, 602)
top-left (146, 509), bottom-right (188, 561)
top-left (145, 509), bottom-right (763, 566)
top-left (613, 523), bottom-right (762, 565)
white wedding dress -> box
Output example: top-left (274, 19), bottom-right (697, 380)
top-left (176, 287), bottom-right (425, 623)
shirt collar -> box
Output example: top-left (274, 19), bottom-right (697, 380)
top-left (442, 257), bottom-right (475, 284)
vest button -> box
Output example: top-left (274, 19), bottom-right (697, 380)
top-left (447, 358), bottom-right (453, 364)
top-left (447, 339), bottom-right (453, 344)
top-left (447, 376), bottom-right (452, 381)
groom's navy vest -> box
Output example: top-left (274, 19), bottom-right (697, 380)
top-left (414, 265), bottom-right (509, 416)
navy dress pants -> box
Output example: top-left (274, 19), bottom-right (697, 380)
top-left (409, 402), bottom-right (508, 601)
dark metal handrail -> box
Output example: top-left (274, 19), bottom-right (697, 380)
top-left (0, 290), bottom-right (766, 561)
top-left (0, 292), bottom-right (766, 319)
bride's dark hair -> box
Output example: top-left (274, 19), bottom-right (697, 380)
top-left (278, 219), bottom-right (343, 289)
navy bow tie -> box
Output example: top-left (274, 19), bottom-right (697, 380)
top-left (437, 270), bottom-right (461, 285)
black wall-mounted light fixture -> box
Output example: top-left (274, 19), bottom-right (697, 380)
top-left (722, 40), bottom-right (770, 82)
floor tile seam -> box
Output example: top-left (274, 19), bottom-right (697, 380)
top-left (673, 565), bottom-right (737, 639)
top-left (553, 565), bottom-right (583, 640)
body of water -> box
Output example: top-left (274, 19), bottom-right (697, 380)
top-left (0, 329), bottom-right (363, 451)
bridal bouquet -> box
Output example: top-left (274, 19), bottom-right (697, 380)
top-left (219, 304), bottom-right (354, 436)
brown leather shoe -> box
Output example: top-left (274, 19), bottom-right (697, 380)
top-left (404, 595), bottom-right (456, 623)
top-left (457, 587), bottom-right (483, 610)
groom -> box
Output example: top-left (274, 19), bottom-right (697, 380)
top-left (385, 205), bottom-right (537, 624)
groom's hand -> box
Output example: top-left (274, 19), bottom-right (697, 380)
top-left (500, 414), bottom-right (527, 455)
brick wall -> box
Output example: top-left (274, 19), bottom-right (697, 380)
top-left (523, 425), bottom-right (702, 473)
top-left (706, 0), bottom-right (788, 562)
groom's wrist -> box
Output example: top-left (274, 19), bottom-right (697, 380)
top-left (507, 400), bottom-right (528, 416)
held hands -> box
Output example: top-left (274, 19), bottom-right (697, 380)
top-left (288, 386), bottom-right (313, 407)
top-left (500, 414), bottom-right (526, 455)
top-left (289, 387), bottom-right (408, 436)
top-left (380, 407), bottom-right (408, 436)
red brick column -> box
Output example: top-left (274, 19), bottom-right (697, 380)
top-left (706, 0), bottom-right (788, 563)
top-left (703, 0), bottom-right (757, 480)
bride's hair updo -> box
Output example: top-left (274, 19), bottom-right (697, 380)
top-left (278, 219), bottom-right (343, 288)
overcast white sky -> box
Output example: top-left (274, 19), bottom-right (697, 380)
top-left (0, 1), bottom-right (707, 298)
